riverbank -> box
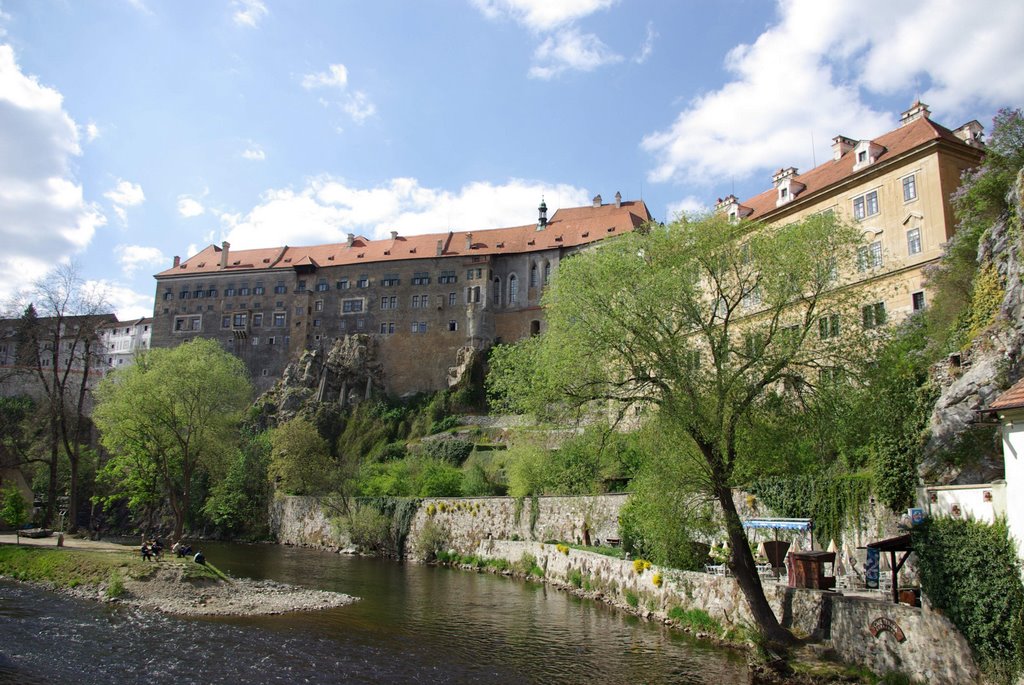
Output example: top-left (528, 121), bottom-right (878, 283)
top-left (0, 542), bottom-right (356, 616)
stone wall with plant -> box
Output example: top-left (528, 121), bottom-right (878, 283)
top-left (404, 493), bottom-right (626, 560)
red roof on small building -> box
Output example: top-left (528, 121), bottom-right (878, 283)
top-left (989, 377), bottom-right (1024, 412)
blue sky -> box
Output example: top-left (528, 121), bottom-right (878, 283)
top-left (1, 0), bottom-right (1022, 319)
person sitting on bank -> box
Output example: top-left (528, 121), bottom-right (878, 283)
top-left (140, 542), bottom-right (152, 561)
top-left (193, 550), bottom-right (205, 565)
top-left (171, 540), bottom-right (181, 557)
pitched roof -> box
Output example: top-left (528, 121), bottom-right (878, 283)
top-left (736, 116), bottom-right (975, 221)
top-left (989, 377), bottom-right (1024, 412)
top-left (157, 200), bottom-right (652, 278)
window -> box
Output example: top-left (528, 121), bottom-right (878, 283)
top-left (508, 274), bottom-right (519, 304)
top-left (233, 313), bottom-right (247, 328)
top-left (356, 318), bottom-right (365, 331)
top-left (274, 282), bottom-right (287, 294)
top-left (411, 321), bottom-right (427, 333)
top-left (448, 320), bottom-right (458, 331)
top-left (743, 332), bottom-right (765, 357)
top-left (857, 241), bottom-right (883, 270)
top-left (337, 279), bottom-right (349, 290)
top-left (296, 280), bottom-right (307, 292)
top-left (779, 187), bottom-right (788, 200)
top-left (253, 313), bottom-right (263, 327)
top-left (313, 319), bottom-right (321, 327)
top-left (276, 301), bottom-right (284, 308)
top-left (439, 270), bottom-right (457, 284)
top-left (273, 313), bottom-right (286, 327)
top-left (251, 336), bottom-right (259, 346)
top-left (902, 174), bottom-right (918, 202)
top-left (239, 287), bottom-right (250, 296)
top-left (381, 274), bottom-right (400, 287)
top-left (294, 306), bottom-right (304, 316)
top-left (316, 279), bottom-right (329, 292)
top-left (179, 290), bottom-right (190, 300)
top-left (379, 322), bottom-right (395, 335)
top-left (382, 296), bottom-right (391, 309)
top-left (912, 291), bottom-right (926, 311)
top-left (857, 150), bottom-right (867, 163)
top-left (208, 288), bottom-right (218, 298)
top-left (543, 262), bottom-right (551, 285)
top-left (493, 277), bottom-right (501, 305)
top-left (254, 285), bottom-right (265, 295)
top-left (194, 289), bottom-right (204, 299)
top-left (342, 299), bottom-right (363, 313)
top-left (176, 316), bottom-right (201, 332)
top-left (410, 295), bottom-right (419, 309)
top-left (412, 272), bottom-right (430, 286)
top-left (466, 268), bottom-right (482, 281)
top-left (163, 291), bottom-right (172, 301)
top-left (819, 314), bottom-right (840, 339)
top-left (741, 286), bottom-right (762, 309)
top-left (314, 300), bottom-right (324, 312)
top-left (357, 276), bottom-right (368, 288)
top-left (225, 287), bottom-right (236, 296)
top-left (221, 315), bottom-right (230, 329)
top-left (530, 264), bottom-right (538, 287)
top-left (907, 228), bottom-right (922, 255)
top-left (861, 302), bottom-right (887, 329)
top-left (448, 292), bottom-right (456, 307)
top-left (852, 190), bottom-right (879, 220)
top-left (268, 336), bottom-right (276, 346)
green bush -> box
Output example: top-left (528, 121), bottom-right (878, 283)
top-left (422, 438), bottom-right (474, 465)
top-left (345, 505), bottom-right (392, 555)
top-left (429, 415), bottom-right (462, 435)
top-left (568, 568), bottom-right (584, 588)
top-left (105, 571), bottom-right (126, 599)
top-left (667, 607), bottom-right (721, 634)
top-left (624, 591), bottom-right (639, 608)
top-left (416, 460), bottom-right (464, 497)
top-left (913, 517), bottom-right (1024, 681)
top-left (415, 518), bottom-right (449, 562)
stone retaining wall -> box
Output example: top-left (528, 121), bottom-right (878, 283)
top-left (268, 495), bottom-right (350, 549)
top-left (404, 494), bottom-right (626, 560)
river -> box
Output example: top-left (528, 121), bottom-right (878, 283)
top-left (0, 541), bottom-right (749, 684)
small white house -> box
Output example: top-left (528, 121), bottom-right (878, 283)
top-left (989, 378), bottom-right (1024, 559)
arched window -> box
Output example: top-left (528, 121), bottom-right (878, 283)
top-left (473, 286), bottom-right (481, 303)
top-left (543, 261), bottom-right (551, 285)
top-left (492, 277), bottom-right (501, 305)
top-left (530, 263), bottom-right (538, 287)
top-left (530, 320), bottom-right (541, 336)
top-left (508, 274), bottom-right (518, 304)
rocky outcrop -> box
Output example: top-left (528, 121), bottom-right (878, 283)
top-left (921, 169), bottom-right (1024, 483)
top-left (256, 335), bottom-right (386, 425)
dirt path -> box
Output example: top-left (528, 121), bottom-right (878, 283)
top-left (0, 533), bottom-right (128, 552)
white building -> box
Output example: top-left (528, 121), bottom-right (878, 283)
top-left (98, 317), bottom-right (152, 372)
top-left (989, 379), bottom-right (1024, 559)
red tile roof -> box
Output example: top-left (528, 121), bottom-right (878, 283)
top-left (157, 200), bottom-right (652, 278)
top-left (737, 116), bottom-right (973, 220)
top-left (989, 377), bottom-right (1024, 412)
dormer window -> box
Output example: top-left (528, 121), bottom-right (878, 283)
top-left (780, 187), bottom-right (788, 200)
top-left (857, 151), bottom-right (867, 163)
top-left (852, 140), bottom-right (885, 171)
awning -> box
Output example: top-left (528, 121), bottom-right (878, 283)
top-left (742, 518), bottom-right (813, 531)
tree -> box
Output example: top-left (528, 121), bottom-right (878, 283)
top-left (1, 484), bottom-right (30, 542)
top-left (93, 338), bottom-right (252, 539)
top-left (489, 212), bottom-right (868, 645)
top-left (8, 264), bottom-right (111, 530)
top-left (268, 417), bottom-right (334, 495)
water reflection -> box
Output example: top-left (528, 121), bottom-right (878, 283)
top-left (0, 542), bottom-right (748, 684)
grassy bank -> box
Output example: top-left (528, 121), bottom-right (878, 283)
top-left (0, 545), bottom-right (221, 588)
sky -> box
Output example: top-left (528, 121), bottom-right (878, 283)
top-left (1, 0), bottom-right (1022, 320)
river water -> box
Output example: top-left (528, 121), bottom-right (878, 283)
top-left (0, 541), bottom-right (748, 684)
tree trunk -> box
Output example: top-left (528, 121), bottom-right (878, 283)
top-left (717, 484), bottom-right (795, 647)
top-left (67, 459), bottom-right (79, 533)
top-left (44, 418), bottom-right (59, 528)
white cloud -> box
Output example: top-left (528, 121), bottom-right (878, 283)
top-left (218, 177), bottom-right (589, 250)
top-left (0, 44), bottom-right (106, 303)
top-left (84, 121), bottom-right (100, 142)
top-left (343, 91), bottom-right (376, 124)
top-left (301, 63), bottom-right (348, 90)
top-left (232, 0), bottom-right (267, 28)
top-left (177, 196), bottom-right (205, 218)
top-left (666, 196), bottom-right (707, 220)
top-left (634, 21), bottom-right (656, 64)
top-left (471, 0), bottom-right (616, 32)
top-left (104, 179), bottom-right (145, 222)
top-left (241, 143), bottom-right (266, 160)
top-left (642, 0), bottom-right (1024, 188)
top-left (115, 244), bottom-right (166, 278)
top-left (86, 279), bottom-right (153, 320)
top-left (529, 27), bottom-right (622, 79)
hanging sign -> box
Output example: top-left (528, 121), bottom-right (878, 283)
top-left (869, 617), bottom-right (906, 643)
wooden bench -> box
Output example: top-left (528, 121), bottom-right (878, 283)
top-left (605, 537), bottom-right (621, 547)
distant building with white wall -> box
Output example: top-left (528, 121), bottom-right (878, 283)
top-left (98, 317), bottom-right (152, 373)
top-left (988, 379), bottom-right (1024, 558)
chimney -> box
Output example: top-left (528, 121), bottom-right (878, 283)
top-left (954, 120), bottom-right (985, 147)
top-left (436, 240), bottom-right (443, 256)
top-left (592, 194), bottom-right (602, 208)
top-left (537, 198), bottom-right (548, 231)
top-left (219, 241), bottom-right (230, 269)
top-left (831, 135), bottom-right (856, 161)
top-left (390, 230), bottom-right (398, 241)
top-left (465, 233), bottom-right (473, 251)
top-left (173, 255), bottom-right (181, 268)
top-left (614, 191), bottom-right (621, 208)
top-left (771, 167), bottom-right (798, 186)
top-left (900, 101), bottom-right (931, 127)
top-left (346, 233), bottom-right (355, 247)
top-left (715, 195), bottom-right (738, 212)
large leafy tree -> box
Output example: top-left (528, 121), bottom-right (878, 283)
top-left (93, 338), bottom-right (252, 539)
top-left (489, 212), bottom-right (869, 645)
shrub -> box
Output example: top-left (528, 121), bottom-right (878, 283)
top-left (425, 503), bottom-right (436, 517)
top-left (428, 415), bottom-right (462, 435)
top-left (668, 607), bottom-right (721, 634)
top-left (416, 460), bottom-right (464, 497)
top-left (568, 569), bottom-right (583, 588)
top-left (516, 552), bottom-right (543, 578)
top-left (651, 572), bottom-right (663, 588)
top-left (625, 591), bottom-right (639, 608)
top-left (105, 571), bottom-right (126, 599)
top-left (913, 517), bottom-right (1024, 681)
top-left (633, 558), bottom-right (651, 575)
top-left (415, 518), bottom-right (449, 562)
top-left (423, 437), bottom-right (474, 464)
top-left (346, 505), bottom-right (392, 555)
top-left (557, 543), bottom-right (569, 555)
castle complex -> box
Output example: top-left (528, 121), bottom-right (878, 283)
top-left (151, 195), bottom-right (653, 394)
top-left (150, 103), bottom-right (985, 397)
